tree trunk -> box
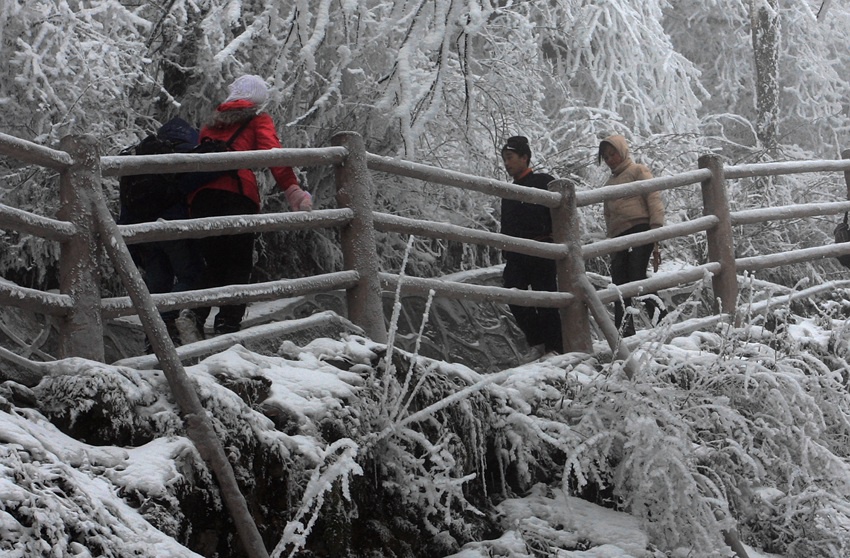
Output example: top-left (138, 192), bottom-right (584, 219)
top-left (751, 0), bottom-right (780, 151)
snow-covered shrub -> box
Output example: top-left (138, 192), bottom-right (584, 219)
top-left (552, 315), bottom-right (850, 556)
top-left (33, 359), bottom-right (180, 445)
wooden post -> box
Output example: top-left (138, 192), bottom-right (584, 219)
top-left (699, 155), bottom-right (738, 317)
top-left (89, 187), bottom-right (270, 558)
top-left (57, 135), bottom-right (104, 361)
top-left (549, 179), bottom-right (592, 353)
top-left (578, 275), bottom-right (638, 379)
top-left (332, 132), bottom-right (388, 344)
top-left (842, 149), bottom-right (850, 199)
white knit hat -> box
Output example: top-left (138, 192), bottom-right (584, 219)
top-left (224, 74), bottom-right (269, 106)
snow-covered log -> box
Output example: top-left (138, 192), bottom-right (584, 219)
top-left (114, 311), bottom-right (356, 369)
top-left (731, 200), bottom-right (850, 225)
top-left (57, 135), bottom-right (104, 361)
top-left (745, 279), bottom-right (850, 315)
top-left (576, 169), bottom-right (710, 207)
top-left (334, 132), bottom-right (387, 344)
top-left (0, 282), bottom-right (72, 316)
top-left (724, 158), bottom-right (850, 179)
top-left (700, 155), bottom-right (738, 316)
top-left (551, 179), bottom-right (593, 352)
top-left (582, 216), bottom-right (719, 259)
top-left (589, 263), bottom-right (721, 305)
top-left (843, 149), bottom-right (850, 200)
top-left (90, 164), bottom-right (270, 558)
top-left (578, 274), bottom-right (637, 379)
top-left (736, 242), bottom-right (850, 271)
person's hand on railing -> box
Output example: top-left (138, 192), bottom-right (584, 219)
top-left (652, 244), bottom-right (661, 272)
top-left (284, 186), bottom-right (313, 211)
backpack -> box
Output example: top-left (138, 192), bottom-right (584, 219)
top-left (181, 116), bottom-right (255, 194)
top-left (119, 136), bottom-right (183, 223)
top-left (119, 117), bottom-right (199, 224)
top-left (834, 212), bottom-right (850, 268)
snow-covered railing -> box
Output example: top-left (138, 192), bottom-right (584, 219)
top-left (117, 208), bottom-right (353, 244)
top-left (366, 150), bottom-right (850, 355)
top-left (100, 146), bottom-right (348, 176)
top-left (0, 131), bottom-right (73, 170)
top-left (100, 271), bottom-right (360, 319)
top-left (0, 281), bottom-right (74, 316)
top-left (0, 203), bottom-right (76, 242)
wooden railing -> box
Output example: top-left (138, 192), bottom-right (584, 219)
top-left (4, 129), bottom-right (850, 556)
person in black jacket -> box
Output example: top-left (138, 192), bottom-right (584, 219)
top-left (118, 117), bottom-right (205, 349)
top-left (500, 136), bottom-right (563, 354)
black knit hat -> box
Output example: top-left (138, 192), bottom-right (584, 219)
top-left (502, 135), bottom-right (531, 159)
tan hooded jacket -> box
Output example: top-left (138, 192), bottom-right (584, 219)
top-left (599, 135), bottom-right (665, 238)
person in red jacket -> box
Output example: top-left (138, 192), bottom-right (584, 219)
top-left (186, 74), bottom-right (313, 336)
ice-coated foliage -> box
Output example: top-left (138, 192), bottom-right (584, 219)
top-left (9, 0), bottom-right (850, 288)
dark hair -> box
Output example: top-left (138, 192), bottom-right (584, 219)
top-left (597, 140), bottom-right (613, 165)
top-left (502, 135), bottom-right (531, 159)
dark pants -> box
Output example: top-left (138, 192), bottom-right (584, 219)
top-left (135, 239), bottom-right (204, 323)
top-left (610, 224), bottom-right (663, 334)
top-left (190, 189), bottom-right (259, 333)
top-left (503, 253), bottom-right (563, 353)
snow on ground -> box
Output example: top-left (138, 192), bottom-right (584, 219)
top-left (446, 483), bottom-right (783, 558)
top-left (0, 308), bottom-right (827, 556)
top-left (0, 394), bottom-right (205, 557)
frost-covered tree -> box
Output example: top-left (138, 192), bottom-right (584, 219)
top-left (0, 0), bottom-right (152, 287)
top-left (3, 0), bottom-right (850, 288)
top-left (661, 0), bottom-right (850, 284)
top-left (665, 0), bottom-right (850, 159)
top-left (752, 0), bottom-right (781, 151)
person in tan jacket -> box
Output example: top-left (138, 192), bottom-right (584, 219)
top-left (598, 134), bottom-right (666, 336)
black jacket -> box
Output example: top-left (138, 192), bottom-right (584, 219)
top-left (501, 170), bottom-right (555, 243)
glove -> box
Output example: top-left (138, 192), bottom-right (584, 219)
top-left (284, 186), bottom-right (313, 211)
top-left (652, 245), bottom-right (661, 272)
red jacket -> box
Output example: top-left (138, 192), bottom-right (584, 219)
top-left (191, 100), bottom-right (300, 209)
